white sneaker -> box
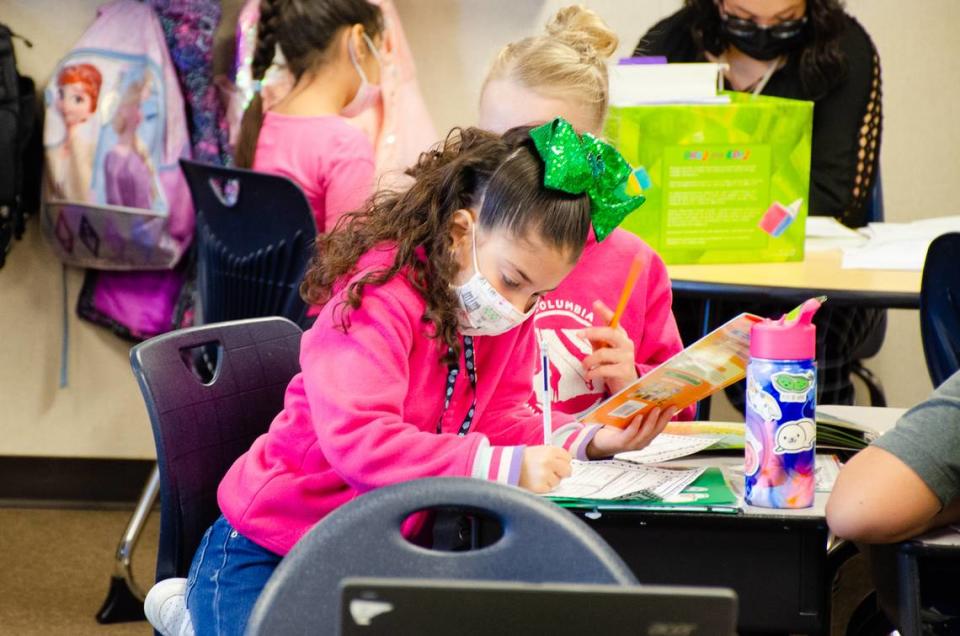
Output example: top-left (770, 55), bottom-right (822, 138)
top-left (144, 577), bottom-right (195, 636)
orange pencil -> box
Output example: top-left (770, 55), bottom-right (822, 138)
top-left (610, 252), bottom-right (645, 330)
top-left (595, 252), bottom-right (644, 349)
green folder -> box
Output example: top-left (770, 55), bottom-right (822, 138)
top-left (550, 467), bottom-right (740, 514)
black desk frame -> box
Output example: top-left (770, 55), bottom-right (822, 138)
top-left (575, 508), bottom-right (831, 635)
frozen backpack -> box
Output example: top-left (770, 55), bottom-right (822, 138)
top-left (42, 0), bottom-right (192, 271)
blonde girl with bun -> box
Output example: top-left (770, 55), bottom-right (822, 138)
top-left (479, 5), bottom-right (693, 420)
top-left (480, 5), bottom-right (617, 135)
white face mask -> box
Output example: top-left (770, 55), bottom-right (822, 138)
top-left (454, 225), bottom-right (535, 337)
top-left (341, 32), bottom-right (382, 118)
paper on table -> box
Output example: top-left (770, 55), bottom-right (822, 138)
top-left (815, 455), bottom-right (842, 492)
top-left (664, 421), bottom-right (746, 449)
top-left (805, 217), bottom-right (867, 252)
top-left (614, 433), bottom-right (722, 464)
top-left (841, 237), bottom-right (931, 270)
top-left (547, 460), bottom-right (705, 501)
top-left (805, 216), bottom-right (865, 239)
top-left (840, 216), bottom-right (960, 271)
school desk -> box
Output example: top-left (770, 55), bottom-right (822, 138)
top-left (665, 248), bottom-right (922, 418)
top-left (570, 407), bottom-right (903, 635)
top-left (666, 248), bottom-right (922, 309)
top-left (895, 527), bottom-right (960, 634)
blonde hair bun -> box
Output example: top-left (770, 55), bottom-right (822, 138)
top-left (545, 5), bottom-right (618, 61)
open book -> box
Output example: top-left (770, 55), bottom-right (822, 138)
top-left (580, 313), bottom-right (762, 428)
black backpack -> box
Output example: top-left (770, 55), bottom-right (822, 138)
top-left (0, 24), bottom-right (42, 269)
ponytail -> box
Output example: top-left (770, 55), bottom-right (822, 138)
top-left (234, 0), bottom-right (384, 168)
top-left (234, 0), bottom-right (281, 168)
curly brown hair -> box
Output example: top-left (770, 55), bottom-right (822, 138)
top-left (301, 126), bottom-right (592, 363)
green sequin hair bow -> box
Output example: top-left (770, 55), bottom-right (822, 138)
top-left (529, 117), bottom-right (646, 242)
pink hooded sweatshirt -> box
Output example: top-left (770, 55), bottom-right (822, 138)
top-left (217, 246), bottom-right (600, 556)
top-left (533, 228), bottom-right (694, 420)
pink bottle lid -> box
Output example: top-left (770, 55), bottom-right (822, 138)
top-left (750, 297), bottom-right (822, 360)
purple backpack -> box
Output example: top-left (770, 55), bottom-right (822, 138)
top-left (42, 0), bottom-right (194, 341)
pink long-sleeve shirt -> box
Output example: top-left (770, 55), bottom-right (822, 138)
top-left (218, 246), bottom-right (599, 556)
top-left (253, 112), bottom-right (375, 233)
top-left (533, 228), bottom-right (693, 419)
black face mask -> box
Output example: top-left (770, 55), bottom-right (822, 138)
top-left (720, 17), bottom-right (808, 61)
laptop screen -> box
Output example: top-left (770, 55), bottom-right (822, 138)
top-left (341, 577), bottom-right (737, 636)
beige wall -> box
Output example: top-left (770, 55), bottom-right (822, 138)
top-left (2, 0), bottom-right (958, 458)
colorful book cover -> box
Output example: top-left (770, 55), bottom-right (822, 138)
top-left (580, 313), bottom-right (762, 428)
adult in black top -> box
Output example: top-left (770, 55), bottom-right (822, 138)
top-left (636, 0), bottom-right (884, 406)
top-left (636, 0), bottom-right (881, 229)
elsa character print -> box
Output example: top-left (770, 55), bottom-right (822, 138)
top-left (103, 76), bottom-right (156, 209)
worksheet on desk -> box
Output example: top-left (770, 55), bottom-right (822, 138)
top-left (615, 433), bottom-right (723, 464)
top-left (547, 460), bottom-right (705, 501)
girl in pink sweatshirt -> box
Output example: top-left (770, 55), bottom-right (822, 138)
top-left (480, 6), bottom-right (692, 418)
top-left (165, 121), bottom-right (674, 635)
top-left (235, 0), bottom-right (383, 234)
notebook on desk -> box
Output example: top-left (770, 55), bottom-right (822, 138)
top-left (340, 578), bottom-right (738, 636)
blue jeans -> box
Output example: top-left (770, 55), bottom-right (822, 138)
top-left (186, 515), bottom-right (283, 636)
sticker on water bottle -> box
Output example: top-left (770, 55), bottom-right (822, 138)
top-left (774, 418), bottom-right (816, 454)
top-left (744, 426), bottom-right (762, 477)
top-left (770, 371), bottom-right (815, 403)
top-left (747, 377), bottom-right (782, 421)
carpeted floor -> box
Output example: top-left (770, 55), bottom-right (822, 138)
top-left (0, 506), bottom-right (159, 636)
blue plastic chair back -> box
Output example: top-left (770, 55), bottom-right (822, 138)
top-left (920, 232), bottom-right (960, 387)
top-left (130, 317), bottom-right (302, 581)
top-left (246, 477), bottom-right (638, 635)
top-left (849, 171), bottom-right (887, 364)
top-left (863, 168), bottom-right (884, 225)
top-left (180, 159), bottom-right (317, 326)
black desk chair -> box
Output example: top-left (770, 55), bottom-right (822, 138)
top-left (98, 318), bottom-right (301, 623)
top-left (246, 477), bottom-right (640, 635)
top-left (97, 167), bottom-right (315, 624)
top-left (133, 318), bottom-right (301, 583)
top-left (920, 232), bottom-right (960, 388)
top-left (183, 159), bottom-right (318, 327)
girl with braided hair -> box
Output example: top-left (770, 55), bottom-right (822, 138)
top-left (236, 0), bottom-right (384, 234)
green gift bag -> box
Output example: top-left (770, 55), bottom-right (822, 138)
top-left (605, 92), bottom-right (813, 264)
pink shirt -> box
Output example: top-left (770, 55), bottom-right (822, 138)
top-left (218, 246), bottom-right (599, 555)
top-left (253, 112), bottom-right (375, 233)
top-left (534, 228), bottom-right (693, 419)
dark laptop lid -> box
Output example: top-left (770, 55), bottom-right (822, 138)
top-left (340, 578), bottom-right (737, 636)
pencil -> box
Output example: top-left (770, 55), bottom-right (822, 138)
top-left (539, 332), bottom-right (552, 445)
top-left (607, 252), bottom-right (645, 334)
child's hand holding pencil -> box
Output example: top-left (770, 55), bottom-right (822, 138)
top-left (578, 251), bottom-right (646, 394)
top-left (579, 300), bottom-right (639, 394)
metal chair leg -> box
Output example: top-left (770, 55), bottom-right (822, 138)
top-left (95, 464), bottom-right (159, 623)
